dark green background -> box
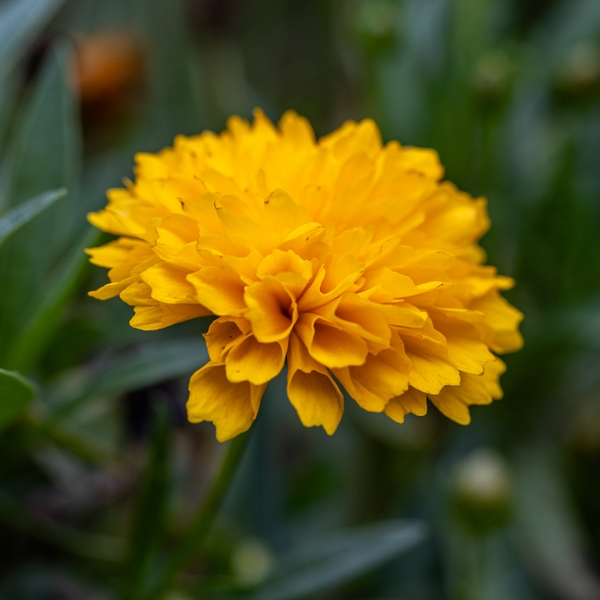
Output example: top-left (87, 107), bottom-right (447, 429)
top-left (0, 0), bottom-right (599, 598)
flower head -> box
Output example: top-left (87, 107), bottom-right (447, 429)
top-left (87, 110), bottom-right (523, 441)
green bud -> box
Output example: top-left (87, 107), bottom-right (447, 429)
top-left (231, 537), bottom-right (274, 587)
top-left (349, 0), bottom-right (398, 57)
top-left (555, 41), bottom-right (600, 95)
top-left (566, 399), bottom-right (600, 456)
top-left (472, 49), bottom-right (514, 97)
top-left (450, 448), bottom-right (512, 537)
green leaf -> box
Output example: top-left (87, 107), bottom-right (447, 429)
top-left (0, 73), bottom-right (21, 160)
top-left (134, 0), bottom-right (203, 144)
top-left (0, 0), bottom-right (65, 84)
top-left (0, 42), bottom-right (81, 357)
top-left (249, 520), bottom-right (428, 600)
top-left (2, 227), bottom-right (101, 372)
top-left (513, 446), bottom-right (600, 600)
top-left (121, 405), bottom-right (171, 600)
top-left (0, 368), bottom-right (35, 433)
top-left (50, 339), bottom-right (209, 419)
top-left (0, 188), bottom-right (66, 248)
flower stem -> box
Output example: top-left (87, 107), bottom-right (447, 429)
top-left (147, 430), bottom-right (252, 600)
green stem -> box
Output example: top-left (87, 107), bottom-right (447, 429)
top-left (456, 537), bottom-right (487, 600)
top-left (147, 430), bottom-right (252, 600)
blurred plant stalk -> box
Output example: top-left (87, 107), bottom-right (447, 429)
top-left (145, 430), bottom-right (253, 600)
top-left (448, 448), bottom-right (513, 600)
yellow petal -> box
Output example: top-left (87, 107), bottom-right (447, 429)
top-left (187, 363), bottom-right (266, 442)
top-left (333, 336), bottom-right (410, 411)
top-left (298, 254), bottom-right (365, 312)
top-left (120, 280), bottom-right (210, 329)
top-left (89, 277), bottom-right (137, 300)
top-left (433, 319), bottom-right (494, 375)
top-left (261, 188), bottom-right (312, 234)
top-left (179, 194), bottom-right (224, 235)
top-left (313, 294), bottom-right (391, 346)
top-left (204, 316), bottom-right (251, 363)
top-left (286, 333), bottom-right (343, 435)
top-left (215, 203), bottom-right (276, 256)
top-left (361, 267), bottom-right (443, 302)
top-left (86, 238), bottom-right (156, 286)
top-left (384, 387), bottom-right (428, 423)
top-left (470, 291), bottom-right (524, 354)
top-left (244, 278), bottom-right (298, 343)
top-left (130, 302), bottom-right (210, 331)
top-left (428, 358), bottom-right (506, 425)
top-left (187, 266), bottom-right (246, 315)
top-left (86, 238), bottom-right (149, 271)
top-left (256, 249), bottom-right (313, 298)
top-left (295, 312), bottom-right (369, 369)
top-left (141, 262), bottom-right (200, 304)
top-left (278, 110), bottom-right (315, 147)
top-left (429, 392), bottom-right (471, 425)
top-left (404, 335), bottom-right (461, 395)
top-left (151, 214), bottom-right (199, 260)
top-left (226, 335), bottom-right (287, 385)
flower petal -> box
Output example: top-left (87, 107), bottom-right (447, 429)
top-left (333, 335), bottom-right (410, 411)
top-left (244, 277), bottom-right (298, 343)
top-left (295, 312), bottom-right (368, 369)
top-left (188, 363), bottom-right (267, 442)
top-left (204, 316), bottom-right (251, 363)
top-left (384, 387), bottom-right (428, 423)
top-left (226, 335), bottom-right (288, 385)
top-left (286, 333), bottom-right (343, 434)
top-left (187, 266), bottom-right (246, 315)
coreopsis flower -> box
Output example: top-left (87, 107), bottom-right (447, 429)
top-left (87, 110), bottom-right (523, 441)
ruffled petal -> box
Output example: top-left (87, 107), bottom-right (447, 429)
top-left (188, 363), bottom-right (267, 442)
top-left (286, 333), bottom-right (343, 434)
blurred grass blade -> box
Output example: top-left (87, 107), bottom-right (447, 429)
top-left (0, 489), bottom-right (125, 562)
top-left (121, 405), bottom-right (171, 600)
top-left (0, 0), bottom-right (65, 84)
top-left (50, 340), bottom-right (209, 419)
top-left (3, 228), bottom-right (101, 372)
top-left (0, 73), bottom-right (21, 162)
top-left (135, 0), bottom-right (203, 144)
top-left (0, 368), bottom-right (35, 433)
top-left (249, 520), bottom-right (428, 600)
top-left (514, 445), bottom-right (600, 600)
top-left (0, 188), bottom-right (66, 248)
top-left (148, 431), bottom-right (252, 600)
top-left (0, 41), bottom-right (81, 357)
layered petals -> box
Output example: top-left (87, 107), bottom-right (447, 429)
top-left (287, 333), bottom-right (344, 435)
top-left (188, 363), bottom-right (267, 442)
top-left (88, 109), bottom-right (523, 440)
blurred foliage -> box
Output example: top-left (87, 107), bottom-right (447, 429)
top-left (0, 0), bottom-right (599, 598)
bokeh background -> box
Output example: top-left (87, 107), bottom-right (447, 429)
top-left (1, 0), bottom-right (600, 599)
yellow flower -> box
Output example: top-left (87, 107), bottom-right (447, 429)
top-left (87, 110), bottom-right (523, 441)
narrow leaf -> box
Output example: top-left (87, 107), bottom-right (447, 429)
top-left (250, 520), bottom-right (428, 600)
top-left (50, 339), bottom-right (209, 419)
top-left (0, 188), bottom-right (66, 248)
top-left (514, 446), bottom-right (600, 600)
top-left (0, 368), bottom-right (35, 433)
top-left (2, 228), bottom-right (101, 372)
top-left (0, 0), bottom-right (65, 84)
top-left (0, 42), bottom-right (81, 356)
top-left (121, 405), bottom-right (171, 600)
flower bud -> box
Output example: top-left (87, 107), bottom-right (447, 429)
top-left (449, 448), bottom-right (512, 536)
top-left (473, 49), bottom-right (514, 98)
top-left (555, 41), bottom-right (600, 96)
top-left (348, 0), bottom-right (398, 57)
top-left (231, 537), bottom-right (274, 587)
